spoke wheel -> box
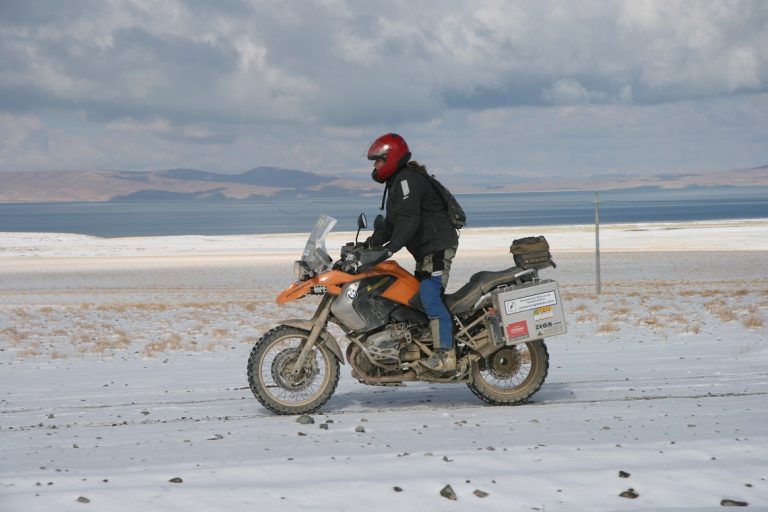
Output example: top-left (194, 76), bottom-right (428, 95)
top-left (247, 325), bottom-right (340, 415)
top-left (467, 340), bottom-right (549, 405)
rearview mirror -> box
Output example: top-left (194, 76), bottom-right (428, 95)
top-left (355, 213), bottom-right (367, 245)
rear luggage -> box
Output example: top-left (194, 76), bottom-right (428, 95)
top-left (510, 236), bottom-right (556, 269)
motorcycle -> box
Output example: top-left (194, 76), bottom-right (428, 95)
top-left (247, 214), bottom-right (567, 415)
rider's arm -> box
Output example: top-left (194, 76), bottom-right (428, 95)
top-left (387, 174), bottom-right (423, 253)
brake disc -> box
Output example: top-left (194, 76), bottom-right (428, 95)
top-left (488, 347), bottom-right (522, 378)
top-left (271, 348), bottom-right (319, 391)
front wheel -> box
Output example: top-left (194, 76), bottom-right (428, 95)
top-left (247, 325), bottom-right (340, 415)
top-left (467, 340), bottom-right (549, 405)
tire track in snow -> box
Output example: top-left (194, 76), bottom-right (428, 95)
top-left (3, 389), bottom-right (766, 432)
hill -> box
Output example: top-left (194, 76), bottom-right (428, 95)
top-left (0, 165), bottom-right (766, 203)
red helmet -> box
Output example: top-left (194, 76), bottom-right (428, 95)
top-left (367, 133), bottom-right (411, 183)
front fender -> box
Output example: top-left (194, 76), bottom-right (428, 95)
top-left (280, 319), bottom-right (345, 365)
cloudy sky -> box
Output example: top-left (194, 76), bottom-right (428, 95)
top-left (1, 0), bottom-right (767, 180)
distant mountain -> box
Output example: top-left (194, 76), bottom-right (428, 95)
top-left (444, 164), bottom-right (768, 194)
top-left (0, 167), bottom-right (376, 203)
top-left (111, 188), bottom-right (233, 202)
top-left (156, 167), bottom-right (337, 188)
top-left (0, 165), bottom-right (766, 203)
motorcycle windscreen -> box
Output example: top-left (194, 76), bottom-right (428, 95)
top-left (301, 215), bottom-right (337, 272)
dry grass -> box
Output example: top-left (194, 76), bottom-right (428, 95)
top-left (212, 328), bottom-right (231, 339)
top-left (640, 316), bottom-right (661, 327)
top-left (243, 302), bottom-right (263, 312)
top-left (13, 308), bottom-right (32, 319)
top-left (203, 342), bottom-right (227, 351)
top-left (611, 306), bottom-right (631, 317)
top-left (742, 314), bottom-right (764, 329)
top-left (704, 299), bottom-right (739, 323)
top-left (3, 275), bottom-right (757, 362)
top-left (576, 312), bottom-right (597, 323)
top-left (684, 323), bottom-right (702, 334)
top-left (92, 330), bottom-right (132, 353)
top-left (242, 335), bottom-right (259, 345)
top-left (1, 327), bottom-right (27, 346)
top-left (597, 322), bottom-right (619, 333)
top-left (96, 303), bottom-right (128, 313)
top-left (95, 302), bottom-right (172, 313)
top-left (71, 334), bottom-right (94, 346)
top-left (2, 300), bottom-right (266, 359)
top-left (17, 347), bottom-right (42, 358)
top-left (142, 333), bottom-right (184, 357)
top-left (665, 314), bottom-right (690, 325)
top-left (135, 303), bottom-right (169, 312)
top-left (561, 291), bottom-right (597, 301)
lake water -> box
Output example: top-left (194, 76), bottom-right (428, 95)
top-left (0, 186), bottom-right (766, 237)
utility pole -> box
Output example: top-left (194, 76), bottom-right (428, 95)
top-left (595, 191), bottom-right (601, 295)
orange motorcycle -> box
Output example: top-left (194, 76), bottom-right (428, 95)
top-left (247, 214), bottom-right (566, 415)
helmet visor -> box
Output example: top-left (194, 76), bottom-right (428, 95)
top-left (365, 139), bottom-right (390, 161)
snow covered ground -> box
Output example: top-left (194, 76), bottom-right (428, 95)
top-left (1, 220), bottom-right (767, 511)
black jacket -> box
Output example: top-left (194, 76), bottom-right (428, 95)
top-left (371, 165), bottom-right (459, 260)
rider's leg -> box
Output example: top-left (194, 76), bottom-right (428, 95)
top-left (417, 249), bottom-right (457, 371)
top-left (420, 276), bottom-right (453, 350)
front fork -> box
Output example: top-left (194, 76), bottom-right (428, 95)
top-left (290, 295), bottom-right (334, 377)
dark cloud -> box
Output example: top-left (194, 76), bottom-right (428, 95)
top-left (0, 0), bottom-right (766, 173)
top-left (2, 0), bottom-right (766, 123)
top-left (109, 27), bottom-right (239, 75)
top-left (179, 0), bottom-right (252, 17)
top-left (0, 0), bottom-right (91, 25)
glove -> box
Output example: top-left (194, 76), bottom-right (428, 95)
top-left (357, 247), bottom-right (392, 273)
top-left (366, 232), bottom-right (386, 248)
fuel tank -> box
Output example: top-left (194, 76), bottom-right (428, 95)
top-left (331, 275), bottom-right (399, 332)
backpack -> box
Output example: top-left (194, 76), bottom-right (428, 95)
top-left (420, 171), bottom-right (467, 229)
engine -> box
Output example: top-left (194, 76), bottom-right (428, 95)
top-left (347, 323), bottom-right (428, 381)
top-left (364, 326), bottom-right (403, 363)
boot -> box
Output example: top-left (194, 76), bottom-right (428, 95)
top-left (422, 348), bottom-right (456, 372)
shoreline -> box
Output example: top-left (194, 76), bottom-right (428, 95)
top-left (0, 219), bottom-right (766, 260)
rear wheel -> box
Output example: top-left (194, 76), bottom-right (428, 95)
top-left (247, 325), bottom-right (340, 415)
top-left (467, 340), bottom-right (549, 405)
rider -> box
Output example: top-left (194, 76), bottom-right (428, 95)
top-left (364, 133), bottom-right (460, 372)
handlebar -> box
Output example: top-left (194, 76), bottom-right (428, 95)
top-left (337, 242), bottom-right (391, 274)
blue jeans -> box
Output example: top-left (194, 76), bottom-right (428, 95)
top-left (419, 276), bottom-right (453, 350)
top-left (416, 248), bottom-right (456, 350)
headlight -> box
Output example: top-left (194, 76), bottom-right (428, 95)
top-left (293, 261), bottom-right (312, 281)
top-left (293, 261), bottom-right (303, 280)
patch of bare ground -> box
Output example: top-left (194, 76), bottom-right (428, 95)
top-left (552, 280), bottom-right (766, 338)
top-left (1, 277), bottom-right (764, 359)
top-left (1, 299), bottom-right (271, 358)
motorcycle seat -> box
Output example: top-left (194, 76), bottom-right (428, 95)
top-left (445, 266), bottom-right (525, 314)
